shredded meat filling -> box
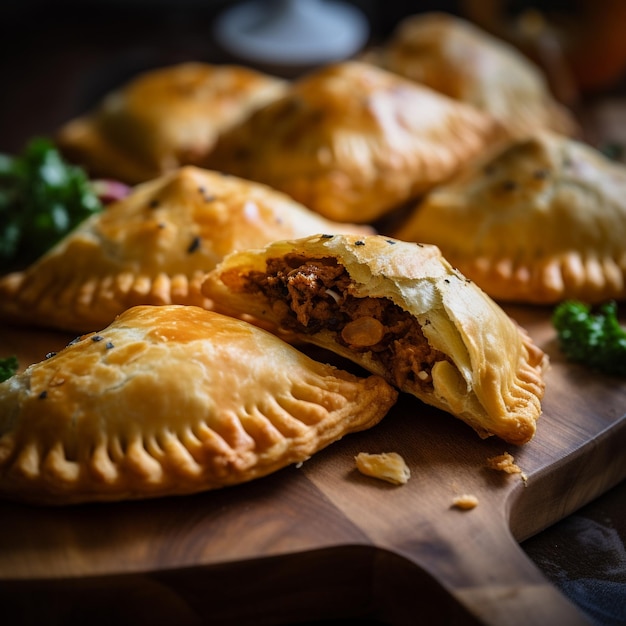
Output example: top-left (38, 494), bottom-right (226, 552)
top-left (245, 255), bottom-right (450, 389)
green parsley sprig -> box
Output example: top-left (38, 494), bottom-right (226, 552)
top-left (0, 356), bottom-right (18, 382)
top-left (552, 300), bottom-right (626, 376)
top-left (0, 137), bottom-right (102, 271)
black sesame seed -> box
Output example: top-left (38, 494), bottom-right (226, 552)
top-left (385, 239), bottom-right (397, 245)
top-left (67, 336), bottom-right (82, 346)
top-left (105, 342), bottom-right (115, 350)
top-left (355, 240), bottom-right (365, 246)
top-left (92, 335), bottom-right (104, 342)
top-left (45, 352), bottom-right (57, 359)
top-left (320, 234), bottom-right (333, 239)
top-left (149, 199), bottom-right (160, 209)
top-left (39, 390), bottom-right (48, 400)
top-left (187, 236), bottom-right (201, 253)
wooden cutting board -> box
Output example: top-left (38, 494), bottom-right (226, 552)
top-left (0, 304), bottom-right (624, 626)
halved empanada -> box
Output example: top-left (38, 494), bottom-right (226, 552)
top-left (370, 12), bottom-right (578, 140)
top-left (205, 61), bottom-right (504, 224)
top-left (0, 305), bottom-right (397, 505)
top-left (56, 62), bottom-right (287, 184)
top-left (0, 166), bottom-right (372, 333)
top-left (202, 234), bottom-right (548, 445)
top-left (394, 131), bottom-right (626, 304)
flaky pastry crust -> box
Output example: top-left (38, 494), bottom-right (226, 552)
top-left (205, 61), bottom-right (503, 223)
top-left (56, 62), bottom-right (287, 183)
top-left (0, 166), bottom-right (372, 333)
top-left (395, 131), bottom-right (626, 304)
top-left (0, 305), bottom-right (397, 505)
top-left (202, 234), bottom-right (548, 445)
top-left (372, 12), bottom-right (578, 140)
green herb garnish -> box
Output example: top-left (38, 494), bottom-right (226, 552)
top-left (599, 141), bottom-right (625, 162)
top-left (0, 137), bottom-right (102, 271)
top-left (0, 355), bottom-right (18, 382)
top-left (552, 300), bottom-right (626, 376)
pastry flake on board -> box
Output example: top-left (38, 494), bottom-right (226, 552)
top-left (56, 62), bottom-right (287, 184)
top-left (451, 494), bottom-right (479, 510)
top-left (370, 12), bottom-right (578, 140)
top-left (202, 234), bottom-right (548, 445)
top-left (0, 305), bottom-right (398, 505)
top-left (394, 131), bottom-right (626, 304)
top-left (205, 60), bottom-right (504, 224)
top-left (355, 451), bottom-right (411, 485)
top-left (0, 166), bottom-right (373, 333)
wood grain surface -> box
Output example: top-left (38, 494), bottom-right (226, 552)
top-left (0, 304), bottom-right (624, 625)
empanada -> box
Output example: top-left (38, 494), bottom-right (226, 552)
top-left (202, 234), bottom-right (548, 445)
top-left (56, 62), bottom-right (287, 184)
top-left (394, 131), bottom-right (626, 304)
top-left (204, 61), bottom-right (503, 224)
top-left (371, 12), bottom-right (578, 139)
top-left (0, 166), bottom-right (372, 333)
top-left (0, 305), bottom-right (397, 505)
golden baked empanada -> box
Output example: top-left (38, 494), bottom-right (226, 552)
top-left (0, 166), bottom-right (373, 333)
top-left (56, 62), bottom-right (287, 183)
top-left (394, 131), bottom-right (626, 304)
top-left (205, 61), bottom-right (503, 224)
top-left (0, 305), bottom-right (397, 505)
top-left (202, 234), bottom-right (548, 445)
top-left (371, 12), bottom-right (577, 139)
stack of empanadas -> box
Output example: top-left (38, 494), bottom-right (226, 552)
top-left (0, 166), bottom-right (372, 333)
top-left (2, 34), bottom-right (574, 506)
top-left (56, 62), bottom-right (287, 184)
top-left (0, 305), bottom-right (398, 504)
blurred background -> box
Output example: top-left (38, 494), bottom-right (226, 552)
top-left (2, 0), bottom-right (626, 152)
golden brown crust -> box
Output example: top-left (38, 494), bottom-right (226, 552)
top-left (0, 305), bottom-right (398, 505)
top-left (56, 62), bottom-right (287, 184)
top-left (205, 61), bottom-right (504, 223)
top-left (0, 166), bottom-right (373, 333)
top-left (201, 234), bottom-right (548, 445)
top-left (395, 131), bottom-right (626, 304)
top-left (372, 12), bottom-right (578, 139)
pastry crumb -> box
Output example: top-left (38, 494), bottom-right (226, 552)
top-left (452, 494), bottom-right (479, 510)
top-left (487, 452), bottom-right (521, 474)
top-left (355, 452), bottom-right (410, 485)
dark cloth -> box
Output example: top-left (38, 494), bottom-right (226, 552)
top-left (523, 480), bottom-right (626, 626)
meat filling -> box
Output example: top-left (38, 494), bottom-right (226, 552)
top-left (244, 255), bottom-right (451, 389)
